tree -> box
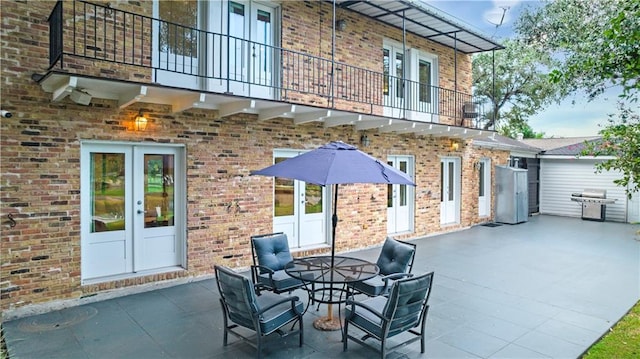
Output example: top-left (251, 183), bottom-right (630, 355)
top-left (499, 113), bottom-right (545, 139)
top-left (516, 0), bottom-right (639, 99)
top-left (472, 38), bottom-right (559, 130)
top-left (582, 103), bottom-right (639, 198)
top-left (516, 0), bottom-right (640, 196)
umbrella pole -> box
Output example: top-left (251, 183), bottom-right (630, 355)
top-left (314, 184), bottom-right (341, 331)
top-left (329, 183), bottom-right (339, 319)
top-left (331, 184), bottom-right (338, 271)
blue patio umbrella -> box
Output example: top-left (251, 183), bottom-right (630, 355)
top-left (251, 141), bottom-right (416, 328)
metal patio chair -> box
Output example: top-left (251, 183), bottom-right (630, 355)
top-left (350, 237), bottom-right (417, 297)
top-left (250, 232), bottom-right (308, 296)
top-left (343, 271), bottom-right (434, 358)
top-left (214, 265), bottom-right (304, 359)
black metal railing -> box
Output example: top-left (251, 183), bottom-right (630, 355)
top-left (48, 0), bottom-right (489, 129)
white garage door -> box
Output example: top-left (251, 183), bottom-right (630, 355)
top-left (539, 158), bottom-right (628, 222)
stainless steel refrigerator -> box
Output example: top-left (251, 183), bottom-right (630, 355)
top-left (495, 165), bottom-right (528, 224)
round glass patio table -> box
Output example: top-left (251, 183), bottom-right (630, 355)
top-left (285, 255), bottom-right (379, 331)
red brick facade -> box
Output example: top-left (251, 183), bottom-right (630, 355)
top-left (1, 0), bottom-right (508, 315)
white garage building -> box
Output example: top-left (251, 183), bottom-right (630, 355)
top-left (522, 137), bottom-right (639, 223)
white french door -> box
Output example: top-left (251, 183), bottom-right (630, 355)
top-left (153, 0), bottom-right (202, 90)
top-left (153, 0), bottom-right (276, 99)
top-left (440, 157), bottom-right (461, 225)
top-left (383, 43), bottom-right (405, 118)
top-left (387, 156), bottom-right (414, 234)
top-left (81, 143), bottom-right (185, 283)
top-left (383, 41), bottom-right (439, 121)
top-left (411, 52), bottom-right (437, 117)
top-left (226, 1), bottom-right (275, 98)
top-left (272, 150), bottom-right (327, 249)
top-left (478, 158), bottom-right (491, 217)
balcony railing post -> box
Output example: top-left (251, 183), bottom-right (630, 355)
top-left (47, 0), bottom-right (64, 69)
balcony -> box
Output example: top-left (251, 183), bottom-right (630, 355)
top-left (39, 0), bottom-right (496, 137)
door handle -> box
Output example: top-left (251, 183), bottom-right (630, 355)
top-left (137, 210), bottom-right (147, 214)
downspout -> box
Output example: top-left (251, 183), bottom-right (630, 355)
top-left (454, 32), bottom-right (459, 125)
top-left (226, 3), bottom-right (230, 93)
top-left (402, 10), bottom-right (407, 118)
top-left (330, 0), bottom-right (336, 108)
top-left (492, 49), bottom-right (496, 130)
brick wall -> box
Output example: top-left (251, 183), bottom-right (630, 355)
top-left (0, 0), bottom-right (507, 314)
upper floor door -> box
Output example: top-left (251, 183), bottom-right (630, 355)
top-left (153, 0), bottom-right (202, 90)
top-left (224, 1), bottom-right (276, 98)
top-left (153, 0), bottom-right (277, 99)
top-left (383, 42), bottom-right (405, 117)
top-left (383, 40), bottom-right (439, 121)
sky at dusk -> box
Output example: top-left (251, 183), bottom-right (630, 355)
top-left (424, 0), bottom-right (617, 138)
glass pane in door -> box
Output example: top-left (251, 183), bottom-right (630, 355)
top-left (144, 154), bottom-right (175, 228)
top-left (419, 60), bottom-right (431, 103)
top-left (255, 9), bottom-right (272, 85)
top-left (90, 153), bottom-right (125, 232)
top-left (229, 1), bottom-right (246, 80)
top-left (395, 52), bottom-right (404, 98)
top-left (383, 49), bottom-right (390, 96)
top-left (158, 1), bottom-right (198, 64)
top-left (274, 157), bottom-right (294, 216)
top-left (399, 161), bottom-right (407, 206)
top-left (305, 183), bottom-right (322, 214)
top-left (448, 162), bottom-right (454, 201)
top-left (479, 162), bottom-right (486, 196)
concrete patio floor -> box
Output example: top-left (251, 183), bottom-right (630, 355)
top-left (3, 215), bottom-right (639, 358)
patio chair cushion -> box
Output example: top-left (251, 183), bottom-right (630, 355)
top-left (377, 237), bottom-right (415, 275)
top-left (215, 265), bottom-right (261, 330)
top-left (345, 295), bottom-right (387, 337)
top-left (383, 272), bottom-right (430, 336)
top-left (352, 237), bottom-right (416, 297)
top-left (351, 276), bottom-right (389, 297)
top-left (253, 233), bottom-right (293, 273)
top-left (256, 292), bottom-right (305, 334)
top-left (255, 269), bottom-right (303, 293)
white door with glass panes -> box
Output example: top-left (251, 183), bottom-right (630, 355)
top-left (383, 41), bottom-right (439, 121)
top-left (272, 150), bottom-right (327, 249)
top-left (383, 42), bottom-right (405, 118)
top-left (440, 157), bottom-right (461, 225)
top-left (408, 51), bottom-right (438, 120)
top-left (226, 1), bottom-right (275, 98)
top-left (387, 156), bottom-right (414, 234)
top-left (153, 0), bottom-right (202, 90)
top-left (153, 0), bottom-right (276, 99)
top-left (478, 158), bottom-right (491, 217)
top-left (81, 143), bottom-right (185, 282)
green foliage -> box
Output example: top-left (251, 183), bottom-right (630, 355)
top-left (582, 102), bottom-right (640, 197)
top-left (518, 0), bottom-right (639, 195)
top-left (516, 0), bottom-right (640, 99)
top-left (500, 119), bottom-right (545, 139)
top-left (472, 39), bottom-right (559, 130)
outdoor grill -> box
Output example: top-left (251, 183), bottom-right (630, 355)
top-left (570, 189), bottom-right (616, 221)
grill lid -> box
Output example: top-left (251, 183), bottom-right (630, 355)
top-left (581, 189), bottom-right (606, 199)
